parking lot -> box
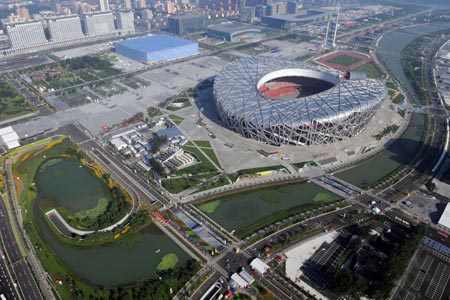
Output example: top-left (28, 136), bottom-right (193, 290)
top-left (401, 192), bottom-right (446, 224)
top-left (393, 246), bottom-right (450, 300)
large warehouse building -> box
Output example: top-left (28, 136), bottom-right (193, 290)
top-left (207, 22), bottom-right (265, 42)
top-left (114, 35), bottom-right (198, 63)
top-left (214, 56), bottom-right (386, 146)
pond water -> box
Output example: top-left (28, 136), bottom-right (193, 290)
top-left (34, 158), bottom-right (189, 286)
top-left (197, 182), bottom-right (340, 234)
top-left (35, 158), bottom-right (109, 213)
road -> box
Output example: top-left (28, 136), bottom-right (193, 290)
top-left (0, 197), bottom-right (42, 300)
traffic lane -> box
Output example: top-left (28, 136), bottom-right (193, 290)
top-left (83, 139), bottom-right (165, 203)
top-left (249, 206), bottom-right (357, 255)
top-left (0, 201), bottom-right (22, 263)
top-left (13, 260), bottom-right (42, 300)
top-left (191, 272), bottom-right (224, 300)
top-left (0, 254), bottom-right (19, 300)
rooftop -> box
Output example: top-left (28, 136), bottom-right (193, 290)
top-left (438, 203), bottom-right (450, 230)
top-left (208, 22), bottom-right (261, 34)
top-left (115, 35), bottom-right (197, 53)
top-left (263, 9), bottom-right (328, 22)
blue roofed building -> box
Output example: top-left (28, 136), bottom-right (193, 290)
top-left (114, 34), bottom-right (199, 63)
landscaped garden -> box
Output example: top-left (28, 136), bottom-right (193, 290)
top-left (0, 76), bottom-right (35, 121)
top-left (10, 137), bottom-right (197, 299)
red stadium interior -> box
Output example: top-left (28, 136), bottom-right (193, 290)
top-left (258, 76), bottom-right (335, 100)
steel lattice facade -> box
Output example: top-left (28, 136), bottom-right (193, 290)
top-left (213, 56), bottom-right (386, 146)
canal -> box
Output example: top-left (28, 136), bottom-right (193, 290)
top-left (335, 23), bottom-right (450, 188)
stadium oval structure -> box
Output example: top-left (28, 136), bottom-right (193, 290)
top-left (213, 56), bottom-right (387, 146)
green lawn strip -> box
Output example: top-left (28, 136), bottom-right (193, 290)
top-left (352, 63), bottom-right (383, 78)
top-left (195, 177), bottom-right (229, 193)
top-left (200, 148), bottom-right (221, 168)
top-left (168, 114), bottom-right (184, 125)
top-left (5, 137), bottom-right (53, 158)
top-left (313, 192), bottom-right (341, 203)
top-left (386, 81), bottom-right (398, 90)
top-left (393, 93), bottom-right (405, 104)
top-left (388, 89), bottom-right (395, 97)
top-left (236, 165), bottom-right (285, 176)
top-left (327, 55), bottom-right (362, 67)
top-left (192, 140), bottom-right (212, 148)
top-left (292, 161), bottom-right (313, 169)
top-left (162, 177), bottom-right (200, 194)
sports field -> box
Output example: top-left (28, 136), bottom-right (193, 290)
top-left (316, 52), bottom-right (372, 71)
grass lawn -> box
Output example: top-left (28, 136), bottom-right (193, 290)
top-left (162, 177), bottom-right (199, 194)
top-left (393, 93), bottom-right (405, 104)
top-left (193, 140), bottom-right (212, 148)
top-left (327, 54), bottom-right (362, 67)
top-left (177, 146), bottom-right (218, 175)
top-left (198, 200), bottom-right (221, 213)
top-left (353, 63), bottom-right (383, 78)
top-left (237, 165), bottom-right (285, 176)
top-left (196, 177), bottom-right (229, 193)
top-left (157, 253), bottom-right (179, 271)
top-left (167, 102), bottom-right (192, 111)
top-left (201, 148), bottom-right (221, 168)
top-left (168, 114), bottom-right (184, 125)
top-left (148, 107), bottom-right (162, 118)
top-left (386, 81), bottom-right (398, 90)
top-left (0, 77), bottom-right (36, 121)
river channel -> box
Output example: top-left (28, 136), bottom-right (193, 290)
top-left (335, 23), bottom-right (450, 187)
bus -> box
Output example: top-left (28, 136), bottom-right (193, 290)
top-left (1, 293), bottom-right (8, 300)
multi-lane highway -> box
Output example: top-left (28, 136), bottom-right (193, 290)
top-left (0, 197), bottom-right (42, 300)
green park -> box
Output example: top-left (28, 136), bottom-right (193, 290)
top-left (9, 137), bottom-right (197, 299)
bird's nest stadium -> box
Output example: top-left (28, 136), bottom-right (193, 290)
top-left (213, 56), bottom-right (387, 146)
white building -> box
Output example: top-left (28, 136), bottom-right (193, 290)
top-left (438, 203), bottom-right (450, 232)
top-left (250, 258), bottom-right (270, 274)
top-left (230, 273), bottom-right (248, 288)
top-left (48, 15), bottom-right (84, 42)
top-left (0, 126), bottom-right (20, 150)
top-left (81, 12), bottom-right (116, 36)
top-left (114, 10), bottom-right (135, 34)
top-left (6, 21), bottom-right (47, 48)
top-left (99, 0), bottom-right (110, 11)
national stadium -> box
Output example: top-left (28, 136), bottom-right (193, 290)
top-left (213, 56), bottom-right (387, 146)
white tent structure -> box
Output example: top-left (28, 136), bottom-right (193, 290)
top-left (0, 126), bottom-right (20, 150)
top-left (230, 273), bottom-right (248, 288)
top-left (250, 258), bottom-right (270, 274)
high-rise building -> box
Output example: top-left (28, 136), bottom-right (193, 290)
top-left (6, 21), bottom-right (47, 48)
top-left (15, 7), bottom-right (30, 20)
top-left (47, 15), bottom-right (84, 42)
top-left (168, 15), bottom-right (207, 36)
top-left (286, 1), bottom-right (297, 14)
top-left (166, 1), bottom-right (176, 14)
top-left (124, 0), bottom-right (132, 9)
top-left (240, 6), bottom-right (255, 23)
top-left (50, 0), bottom-right (61, 13)
top-left (115, 10), bottom-right (135, 33)
top-left (81, 12), bottom-right (116, 36)
top-left (136, 0), bottom-right (146, 9)
top-left (75, 2), bottom-right (93, 14)
top-left (99, 0), bottom-right (109, 11)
